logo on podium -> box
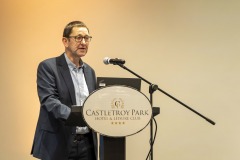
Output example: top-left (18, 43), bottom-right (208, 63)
top-left (83, 85), bottom-right (152, 137)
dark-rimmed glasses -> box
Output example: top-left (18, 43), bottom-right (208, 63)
top-left (68, 35), bottom-right (92, 42)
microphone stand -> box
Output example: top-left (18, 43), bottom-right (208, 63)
top-left (115, 63), bottom-right (216, 160)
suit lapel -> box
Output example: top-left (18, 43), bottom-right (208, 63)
top-left (83, 66), bottom-right (95, 94)
top-left (83, 66), bottom-right (91, 92)
top-left (56, 54), bottom-right (76, 105)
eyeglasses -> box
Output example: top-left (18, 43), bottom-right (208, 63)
top-left (68, 35), bottom-right (92, 42)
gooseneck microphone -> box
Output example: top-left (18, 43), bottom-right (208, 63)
top-left (103, 57), bottom-right (125, 65)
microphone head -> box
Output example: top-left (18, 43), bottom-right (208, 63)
top-left (103, 57), bottom-right (110, 65)
top-left (103, 57), bottom-right (125, 65)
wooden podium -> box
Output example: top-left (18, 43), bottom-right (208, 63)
top-left (97, 77), bottom-right (141, 160)
top-left (82, 85), bottom-right (153, 160)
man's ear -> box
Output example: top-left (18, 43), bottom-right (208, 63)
top-left (62, 37), bottom-right (69, 47)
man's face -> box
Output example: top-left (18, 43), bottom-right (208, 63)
top-left (63, 27), bottom-right (90, 58)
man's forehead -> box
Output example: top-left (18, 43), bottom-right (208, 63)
top-left (72, 27), bottom-right (89, 34)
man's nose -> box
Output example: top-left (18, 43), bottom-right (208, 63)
top-left (80, 38), bottom-right (87, 44)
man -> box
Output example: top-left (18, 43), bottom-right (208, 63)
top-left (31, 21), bottom-right (97, 160)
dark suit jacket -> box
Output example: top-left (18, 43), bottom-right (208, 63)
top-left (31, 53), bottom-right (97, 160)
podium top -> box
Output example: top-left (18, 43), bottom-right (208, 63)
top-left (97, 77), bottom-right (141, 91)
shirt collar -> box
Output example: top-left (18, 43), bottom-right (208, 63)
top-left (64, 53), bottom-right (84, 70)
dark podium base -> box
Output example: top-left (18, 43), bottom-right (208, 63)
top-left (102, 136), bottom-right (126, 160)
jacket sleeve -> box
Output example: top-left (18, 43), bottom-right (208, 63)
top-left (37, 60), bottom-right (71, 120)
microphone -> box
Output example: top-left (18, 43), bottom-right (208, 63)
top-left (103, 57), bottom-right (125, 65)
